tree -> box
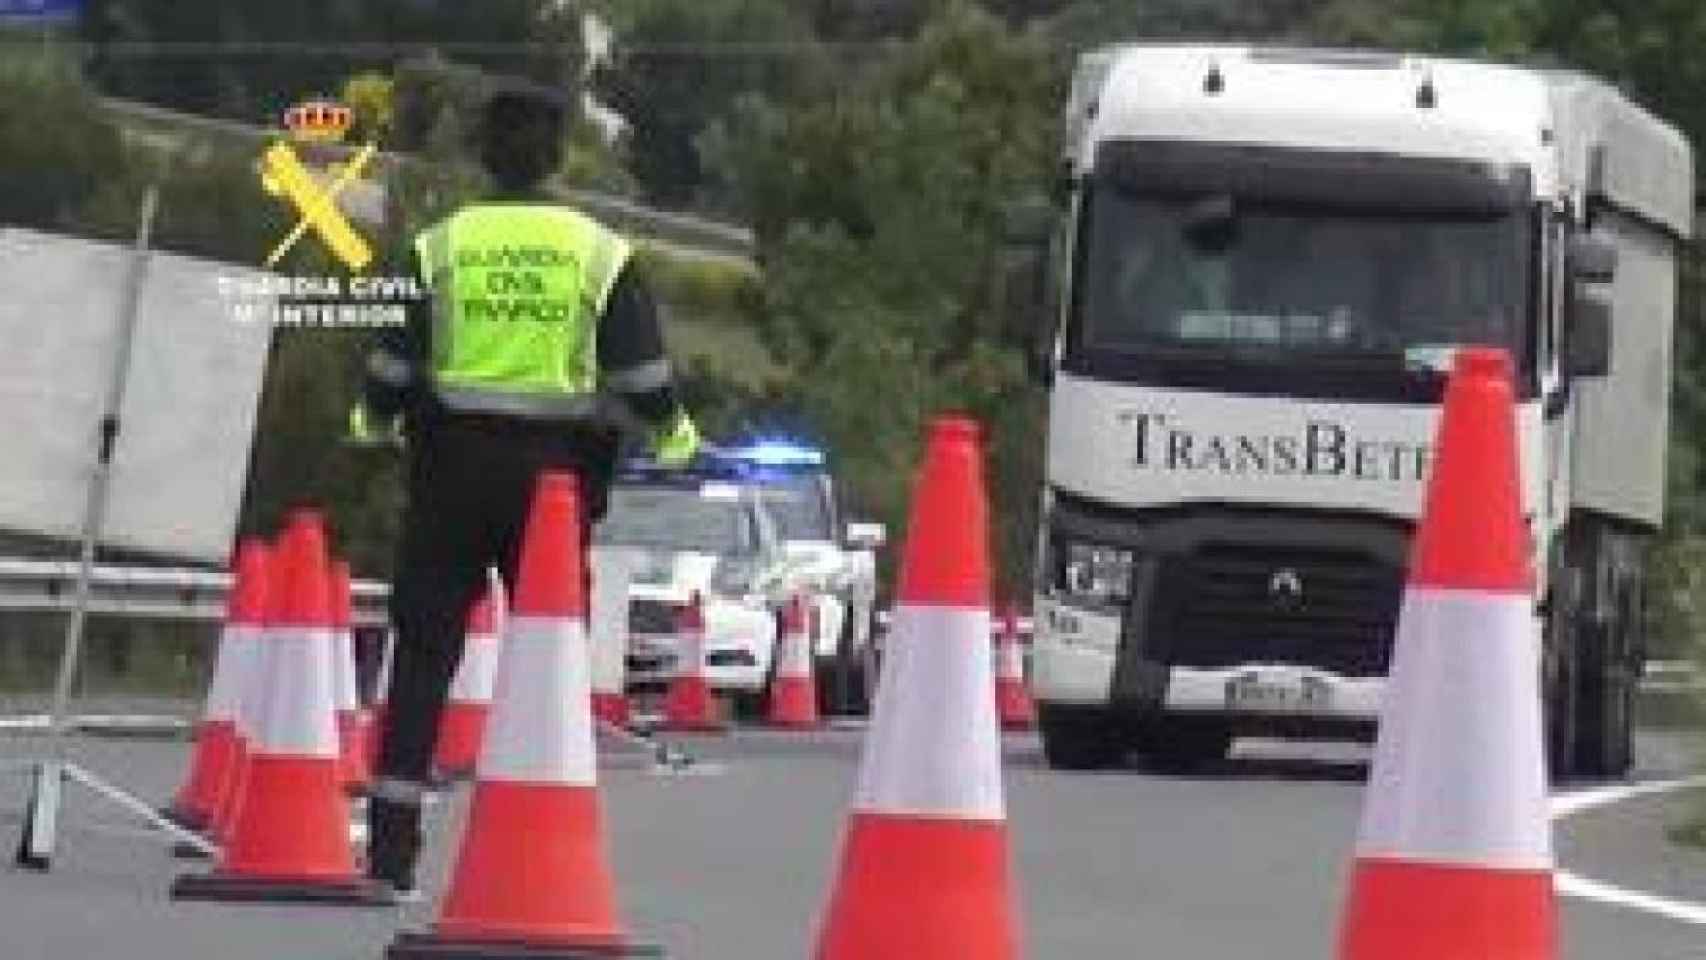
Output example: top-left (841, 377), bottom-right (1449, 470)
top-left (591, 0), bottom-right (820, 208)
top-left (706, 3), bottom-right (1058, 597)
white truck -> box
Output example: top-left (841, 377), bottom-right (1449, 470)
top-left (1006, 44), bottom-right (1693, 776)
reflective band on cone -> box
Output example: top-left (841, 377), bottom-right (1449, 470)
top-left (815, 416), bottom-right (1019, 960)
top-left (993, 606), bottom-right (1034, 731)
top-left (388, 472), bottom-right (660, 959)
top-left (768, 594), bottom-right (820, 729)
top-left (590, 547), bottom-right (633, 728)
top-left (172, 510), bottom-right (390, 907)
top-left (1337, 348), bottom-right (1556, 960)
top-left (166, 538), bottom-right (269, 836)
top-left (436, 571), bottom-right (504, 781)
top-left (661, 592), bottom-right (724, 733)
top-left (330, 560), bottom-right (371, 794)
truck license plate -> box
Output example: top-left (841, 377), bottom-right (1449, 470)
top-left (1225, 672), bottom-right (1330, 712)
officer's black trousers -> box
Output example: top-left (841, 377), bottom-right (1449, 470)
top-left (377, 415), bottom-right (613, 791)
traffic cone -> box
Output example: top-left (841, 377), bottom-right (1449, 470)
top-left (163, 538), bottom-right (269, 834)
top-left (993, 605), bottom-right (1034, 731)
top-left (209, 538), bottom-right (279, 848)
top-left (172, 509), bottom-right (390, 906)
top-left (768, 594), bottom-right (820, 728)
top-left (329, 560), bottom-right (372, 795)
top-left (661, 592), bottom-right (726, 733)
top-left (388, 471), bottom-right (659, 959)
top-left (1336, 347), bottom-right (1554, 960)
top-left (814, 415), bottom-right (1019, 960)
top-left (435, 571), bottom-right (504, 781)
top-left (589, 547), bottom-right (633, 728)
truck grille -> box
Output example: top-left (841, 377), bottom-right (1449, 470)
top-left (1156, 545), bottom-right (1402, 678)
top-left (629, 598), bottom-right (676, 635)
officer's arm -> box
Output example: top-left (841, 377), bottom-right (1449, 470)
top-left (597, 262), bottom-right (684, 428)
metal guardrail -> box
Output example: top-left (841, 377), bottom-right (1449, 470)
top-left (0, 559), bottom-right (391, 628)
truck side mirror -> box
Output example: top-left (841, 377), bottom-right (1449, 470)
top-left (1567, 234), bottom-right (1618, 285)
top-left (844, 521), bottom-right (886, 550)
top-left (999, 199), bottom-right (1058, 386)
top-left (1566, 293), bottom-right (1613, 378)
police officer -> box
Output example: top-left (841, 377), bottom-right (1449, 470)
top-left (352, 77), bottom-right (700, 896)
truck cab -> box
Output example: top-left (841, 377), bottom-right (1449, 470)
top-left (1008, 45), bottom-right (1693, 776)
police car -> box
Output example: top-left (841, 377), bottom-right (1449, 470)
top-left (594, 459), bottom-right (794, 712)
top-left (711, 441), bottom-right (886, 715)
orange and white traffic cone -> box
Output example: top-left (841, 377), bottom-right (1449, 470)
top-left (768, 594), bottom-right (820, 729)
top-left (173, 509), bottom-right (390, 906)
top-left (208, 538), bottom-right (279, 849)
top-left (661, 591), bottom-right (725, 733)
top-left (435, 571), bottom-right (504, 782)
top-left (993, 605), bottom-right (1034, 731)
top-left (814, 416), bottom-right (1020, 960)
top-left (329, 560), bottom-right (372, 796)
top-left (388, 471), bottom-right (657, 958)
top-left (163, 537), bottom-right (269, 835)
top-left (1336, 347), bottom-right (1555, 960)
top-left (589, 547), bottom-right (633, 729)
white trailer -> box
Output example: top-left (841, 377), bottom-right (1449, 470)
top-left (1005, 45), bottom-right (1694, 776)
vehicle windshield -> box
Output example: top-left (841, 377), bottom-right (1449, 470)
top-left (595, 485), bottom-right (753, 556)
top-left (754, 476), bottom-right (832, 541)
top-left (1074, 192), bottom-right (1532, 369)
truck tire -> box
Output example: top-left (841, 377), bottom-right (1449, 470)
top-left (1573, 591), bottom-right (1637, 778)
top-left (1544, 578), bottom-right (1580, 782)
top-left (1038, 704), bottom-right (1123, 771)
top-left (1130, 718), bottom-right (1232, 773)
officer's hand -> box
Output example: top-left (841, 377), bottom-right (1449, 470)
top-left (650, 411), bottom-right (701, 468)
top-left (346, 402), bottom-right (405, 449)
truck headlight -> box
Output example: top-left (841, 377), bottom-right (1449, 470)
top-left (1057, 541), bottom-right (1134, 609)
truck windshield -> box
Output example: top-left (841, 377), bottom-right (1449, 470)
top-left (595, 486), bottom-right (754, 556)
top-left (1073, 193), bottom-right (1532, 372)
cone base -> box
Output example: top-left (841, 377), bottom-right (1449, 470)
top-left (817, 813), bottom-right (1018, 960)
top-left (591, 694), bottom-right (631, 729)
top-left (170, 872), bottom-right (395, 907)
top-left (387, 932), bottom-right (663, 959)
top-left (1338, 858), bottom-right (1555, 960)
top-left (766, 680), bottom-right (819, 729)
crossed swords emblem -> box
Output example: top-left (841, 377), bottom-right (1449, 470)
top-left (257, 140), bottom-right (378, 273)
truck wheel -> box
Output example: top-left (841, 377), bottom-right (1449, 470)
top-left (816, 658), bottom-right (870, 716)
top-left (1131, 718), bottom-right (1232, 773)
top-left (1038, 704), bottom-right (1123, 771)
top-left (1544, 591), bottom-right (1580, 782)
top-left (1574, 609), bottom-right (1636, 779)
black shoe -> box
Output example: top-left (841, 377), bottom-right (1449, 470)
top-left (366, 797), bottom-right (422, 899)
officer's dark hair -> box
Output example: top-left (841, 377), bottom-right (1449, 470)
top-left (480, 79), bottom-right (569, 191)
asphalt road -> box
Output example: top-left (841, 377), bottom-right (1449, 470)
top-left (0, 724), bottom-right (1702, 960)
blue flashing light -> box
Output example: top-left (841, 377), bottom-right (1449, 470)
top-left (729, 441), bottom-right (825, 468)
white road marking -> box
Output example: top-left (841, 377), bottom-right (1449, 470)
top-left (1550, 775), bottom-right (1706, 819)
top-left (1555, 872), bottom-right (1706, 926)
top-left (1550, 775), bottom-right (1706, 926)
